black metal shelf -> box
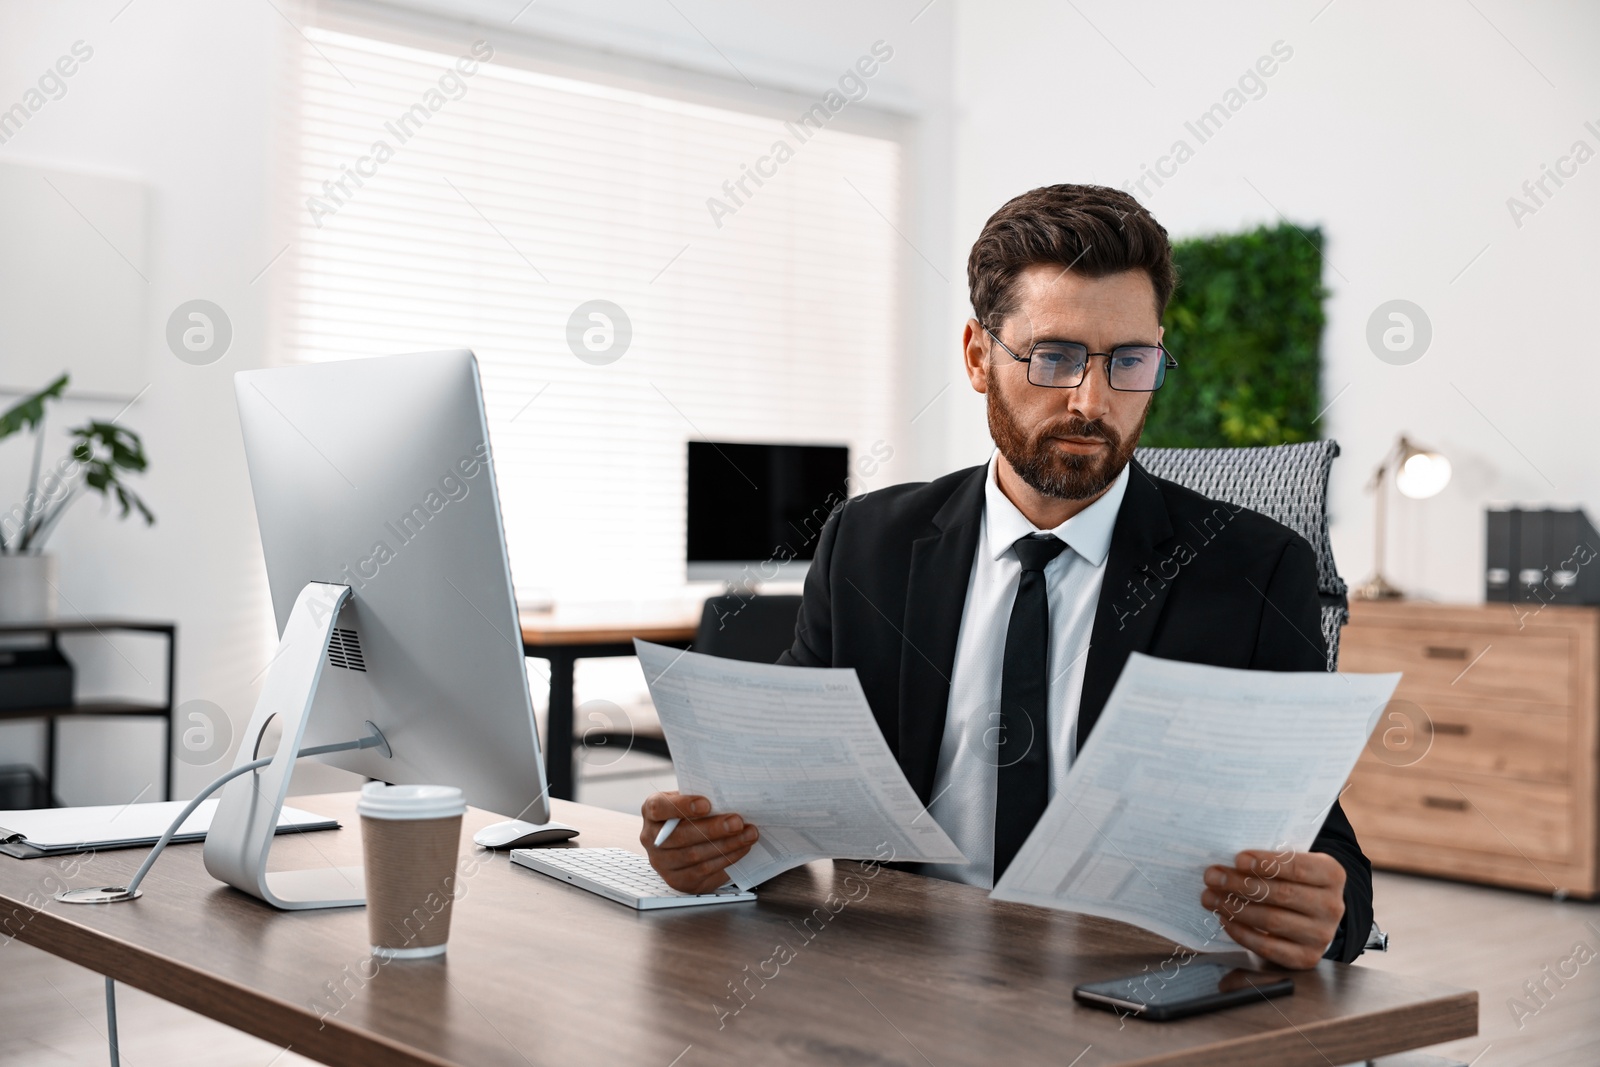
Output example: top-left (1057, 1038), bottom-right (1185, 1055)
top-left (0, 700), bottom-right (170, 722)
top-left (0, 618), bottom-right (176, 806)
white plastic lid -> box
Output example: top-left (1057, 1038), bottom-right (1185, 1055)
top-left (357, 782), bottom-right (466, 820)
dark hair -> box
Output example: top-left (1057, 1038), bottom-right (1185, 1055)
top-left (967, 184), bottom-right (1175, 327)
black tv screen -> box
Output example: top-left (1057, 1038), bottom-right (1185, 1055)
top-left (687, 441), bottom-right (849, 566)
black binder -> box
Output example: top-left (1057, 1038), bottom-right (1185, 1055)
top-left (1548, 509), bottom-right (1600, 605)
top-left (1485, 508), bottom-right (1513, 602)
top-left (1490, 507), bottom-right (1600, 605)
top-left (1515, 509), bottom-right (1552, 602)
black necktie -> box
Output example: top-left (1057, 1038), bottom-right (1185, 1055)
top-left (994, 533), bottom-right (1068, 882)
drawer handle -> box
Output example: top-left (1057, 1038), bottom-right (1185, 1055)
top-left (1424, 646), bottom-right (1470, 660)
top-left (1430, 722), bottom-right (1470, 737)
top-left (1422, 796), bottom-right (1469, 812)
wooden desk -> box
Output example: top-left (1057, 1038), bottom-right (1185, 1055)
top-left (520, 607), bottom-right (697, 800)
top-left (2, 792), bottom-right (1477, 1066)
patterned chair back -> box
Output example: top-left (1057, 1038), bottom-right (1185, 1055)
top-left (1134, 440), bottom-right (1348, 671)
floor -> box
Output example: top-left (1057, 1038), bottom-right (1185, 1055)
top-left (3, 754), bottom-right (1597, 1067)
top-left (1359, 871), bottom-right (1600, 1066)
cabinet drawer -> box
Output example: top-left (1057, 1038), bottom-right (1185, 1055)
top-left (1344, 768), bottom-right (1572, 863)
top-left (1341, 624), bottom-right (1572, 707)
top-left (1357, 702), bottom-right (1570, 783)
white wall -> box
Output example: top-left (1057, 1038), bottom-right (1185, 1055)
top-left (943, 0), bottom-right (1600, 603)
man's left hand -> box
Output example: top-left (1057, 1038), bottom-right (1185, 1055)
top-left (1200, 850), bottom-right (1346, 970)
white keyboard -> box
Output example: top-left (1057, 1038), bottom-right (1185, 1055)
top-left (510, 847), bottom-right (757, 910)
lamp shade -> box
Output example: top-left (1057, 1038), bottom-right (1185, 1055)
top-left (1396, 448), bottom-right (1451, 499)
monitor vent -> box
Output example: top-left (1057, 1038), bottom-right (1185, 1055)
top-left (327, 628), bottom-right (367, 672)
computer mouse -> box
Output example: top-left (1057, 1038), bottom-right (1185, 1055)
top-left (473, 819), bottom-right (580, 849)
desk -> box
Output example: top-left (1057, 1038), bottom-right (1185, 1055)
top-left (520, 607), bottom-right (698, 800)
top-left (2, 792), bottom-right (1477, 1066)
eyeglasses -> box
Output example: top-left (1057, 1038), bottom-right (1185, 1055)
top-left (983, 324), bottom-right (1177, 392)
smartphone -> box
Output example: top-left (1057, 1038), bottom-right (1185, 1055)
top-left (1073, 962), bottom-right (1294, 1021)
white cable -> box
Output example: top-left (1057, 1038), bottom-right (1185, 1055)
top-left (123, 756), bottom-right (273, 895)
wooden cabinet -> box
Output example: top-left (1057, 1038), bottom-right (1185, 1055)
top-left (1339, 601), bottom-right (1599, 897)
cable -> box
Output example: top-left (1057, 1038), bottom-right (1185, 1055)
top-left (123, 755), bottom-right (273, 895)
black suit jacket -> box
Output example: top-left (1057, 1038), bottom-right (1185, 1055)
top-left (778, 460), bottom-right (1372, 962)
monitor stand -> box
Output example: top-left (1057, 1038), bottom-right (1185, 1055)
top-left (203, 582), bottom-right (391, 910)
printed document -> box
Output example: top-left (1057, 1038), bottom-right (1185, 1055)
top-left (634, 640), bottom-right (965, 888)
top-left (991, 652), bottom-right (1399, 950)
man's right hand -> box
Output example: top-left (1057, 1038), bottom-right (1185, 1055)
top-left (640, 791), bottom-right (760, 893)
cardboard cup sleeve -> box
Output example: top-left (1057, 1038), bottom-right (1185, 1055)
top-left (360, 808), bottom-right (463, 958)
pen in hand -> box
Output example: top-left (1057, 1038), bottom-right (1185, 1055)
top-left (653, 817), bottom-right (680, 848)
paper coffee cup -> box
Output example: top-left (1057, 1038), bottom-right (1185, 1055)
top-left (358, 782), bottom-right (466, 959)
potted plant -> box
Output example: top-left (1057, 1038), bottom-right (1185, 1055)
top-left (0, 374), bottom-right (154, 622)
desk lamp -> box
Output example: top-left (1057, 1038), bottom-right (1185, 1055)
top-left (1355, 434), bottom-right (1452, 600)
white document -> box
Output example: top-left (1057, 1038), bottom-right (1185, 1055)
top-left (991, 653), bottom-right (1399, 950)
top-left (634, 640), bottom-right (965, 889)
top-left (0, 799), bottom-right (337, 854)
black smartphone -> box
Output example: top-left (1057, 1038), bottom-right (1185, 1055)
top-left (1073, 962), bottom-right (1294, 1021)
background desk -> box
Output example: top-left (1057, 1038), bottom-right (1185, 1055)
top-left (520, 607), bottom-right (696, 800)
top-left (3, 792), bottom-right (1476, 1066)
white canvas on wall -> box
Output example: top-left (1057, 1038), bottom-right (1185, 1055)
top-left (0, 161), bottom-right (147, 399)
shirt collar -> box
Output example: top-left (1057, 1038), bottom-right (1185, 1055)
top-left (982, 449), bottom-right (1129, 568)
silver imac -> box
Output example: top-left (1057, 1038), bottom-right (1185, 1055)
top-left (202, 349), bottom-right (550, 910)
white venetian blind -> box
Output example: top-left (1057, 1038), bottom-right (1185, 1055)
top-left (281, 22), bottom-right (900, 601)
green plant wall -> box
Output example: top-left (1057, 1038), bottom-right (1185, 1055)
top-left (1143, 221), bottom-right (1327, 448)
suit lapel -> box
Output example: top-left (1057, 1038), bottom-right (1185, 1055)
top-left (896, 466), bottom-right (986, 803)
top-left (1077, 461), bottom-right (1176, 748)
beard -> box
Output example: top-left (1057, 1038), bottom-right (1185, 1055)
top-left (987, 380), bottom-right (1146, 501)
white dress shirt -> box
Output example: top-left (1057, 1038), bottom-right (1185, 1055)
top-left (923, 450), bottom-right (1129, 888)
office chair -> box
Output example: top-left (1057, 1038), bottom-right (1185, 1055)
top-left (694, 593), bottom-right (805, 664)
top-left (1135, 439), bottom-right (1349, 671)
top-left (1134, 438), bottom-right (1389, 954)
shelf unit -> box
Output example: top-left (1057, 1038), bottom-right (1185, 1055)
top-left (0, 618), bottom-right (176, 806)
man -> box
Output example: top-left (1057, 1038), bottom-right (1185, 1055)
top-left (641, 183), bottom-right (1371, 969)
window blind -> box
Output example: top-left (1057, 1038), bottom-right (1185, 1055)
top-left (281, 22), bottom-right (901, 601)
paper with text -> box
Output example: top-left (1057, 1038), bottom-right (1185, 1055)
top-left (990, 652), bottom-right (1399, 950)
top-left (634, 640), bottom-right (965, 888)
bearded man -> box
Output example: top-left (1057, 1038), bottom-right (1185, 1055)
top-left (641, 183), bottom-right (1371, 969)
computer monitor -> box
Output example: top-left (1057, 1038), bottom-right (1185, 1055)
top-left (202, 349), bottom-right (549, 910)
top-left (685, 441), bottom-right (849, 585)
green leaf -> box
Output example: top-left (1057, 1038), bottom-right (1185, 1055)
top-left (0, 374), bottom-right (69, 439)
top-left (58, 418), bottom-right (155, 531)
